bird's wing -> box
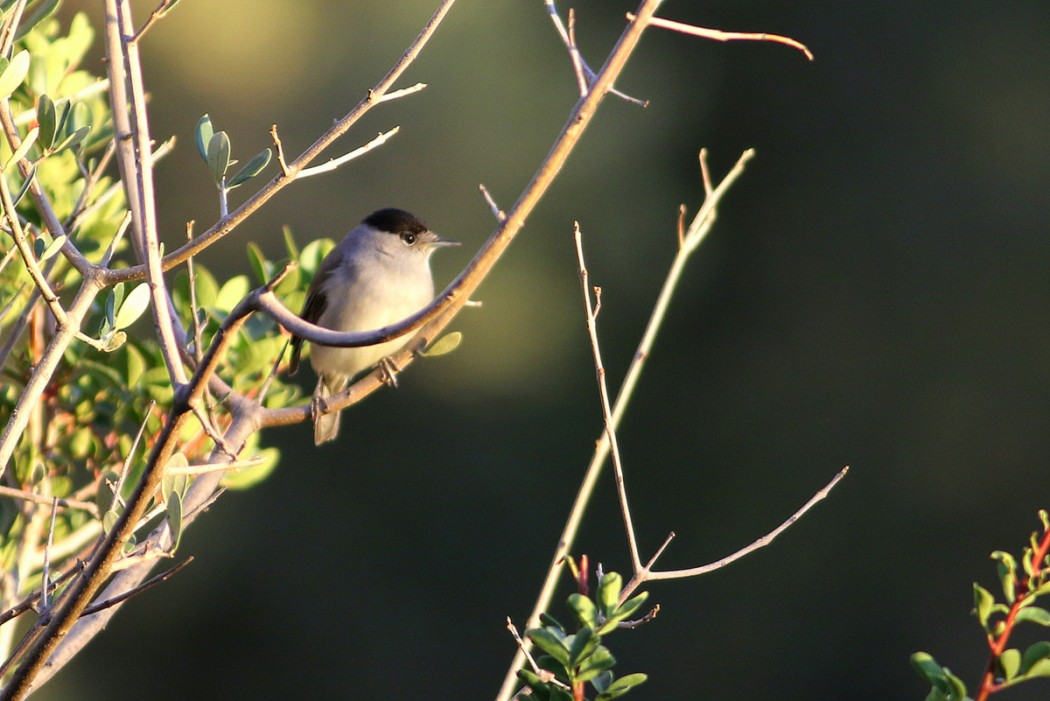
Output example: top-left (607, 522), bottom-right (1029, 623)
top-left (288, 244), bottom-right (344, 374)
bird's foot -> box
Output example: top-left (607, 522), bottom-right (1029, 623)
top-left (378, 357), bottom-right (401, 388)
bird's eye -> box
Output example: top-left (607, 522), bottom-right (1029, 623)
top-left (400, 232), bottom-right (417, 246)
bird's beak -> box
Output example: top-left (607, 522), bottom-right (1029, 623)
top-left (430, 234), bottom-right (461, 247)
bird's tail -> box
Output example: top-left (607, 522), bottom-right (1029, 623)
top-left (313, 379), bottom-right (342, 445)
top-left (314, 411), bottom-right (341, 445)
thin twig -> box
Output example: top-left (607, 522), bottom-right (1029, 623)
top-left (0, 175), bottom-right (67, 326)
top-left (574, 223), bottom-right (641, 571)
top-left (80, 557), bottom-right (193, 616)
top-left (639, 467), bottom-right (849, 584)
top-left (617, 604), bottom-right (660, 629)
top-left (39, 498), bottom-right (59, 611)
top-left (376, 82), bottom-right (427, 102)
top-left (567, 9), bottom-right (588, 97)
top-left (627, 13), bottom-right (814, 61)
top-left (0, 486), bottom-right (98, 516)
top-left (114, 399), bottom-right (156, 503)
top-left (0, 0), bottom-right (28, 57)
top-left (130, 0), bottom-right (180, 43)
top-left (506, 618), bottom-right (542, 674)
top-left (269, 124), bottom-right (290, 177)
top-left (163, 456), bottom-right (262, 476)
top-left (296, 127), bottom-right (401, 178)
top-left (478, 184), bottom-right (506, 222)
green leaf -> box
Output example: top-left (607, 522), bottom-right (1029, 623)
top-left (911, 652), bottom-right (948, 687)
top-left (215, 275), bottom-right (250, 313)
top-left (943, 669), bottom-right (967, 700)
top-left (40, 234), bottom-right (66, 262)
top-left (99, 329), bottom-right (127, 352)
top-left (282, 225), bottom-right (299, 259)
top-left (539, 612), bottom-right (565, 634)
top-left (207, 131), bottom-right (231, 185)
top-left (516, 670), bottom-right (552, 701)
top-left (1015, 606), bottom-right (1050, 627)
top-left (52, 125), bottom-right (90, 154)
top-left (527, 628), bottom-right (571, 667)
top-left (1020, 641), bottom-right (1050, 675)
top-left (1000, 648), bottom-right (1021, 681)
top-left (102, 509), bottom-right (118, 535)
top-left (992, 551), bottom-right (1017, 602)
top-left (227, 147), bottom-right (271, 189)
top-left (421, 331), bottom-right (462, 357)
top-left (568, 593), bottom-right (597, 629)
top-left (14, 0), bottom-right (59, 39)
top-left (5, 126), bottom-right (37, 170)
top-left (195, 114), bottom-right (213, 161)
top-left (0, 50), bottom-right (29, 99)
top-left (106, 282), bottom-right (124, 329)
top-left (166, 491), bottom-right (183, 550)
top-left (37, 94), bottom-right (56, 149)
top-left (567, 627), bottom-right (600, 667)
top-left (599, 591), bottom-right (649, 633)
top-left (162, 452), bottom-right (190, 500)
top-left (576, 645), bottom-right (616, 683)
top-left (973, 583), bottom-right (995, 629)
top-left (11, 166), bottom-right (35, 205)
top-left (221, 447), bottom-right (280, 490)
top-left (246, 242), bottom-right (268, 285)
top-left (596, 673), bottom-right (648, 700)
top-left (113, 282), bottom-right (151, 329)
top-left (598, 572), bottom-right (622, 618)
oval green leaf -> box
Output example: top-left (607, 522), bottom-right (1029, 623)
top-left (194, 113), bottom-right (213, 161)
top-left (5, 126), bottom-right (37, 170)
top-left (0, 50), bottom-right (30, 99)
top-left (422, 331), bottom-right (462, 357)
top-left (227, 147), bottom-right (272, 189)
top-left (37, 93), bottom-right (56, 148)
top-left (113, 282), bottom-right (151, 329)
top-left (207, 131), bottom-right (231, 185)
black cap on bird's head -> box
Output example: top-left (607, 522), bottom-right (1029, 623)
top-left (363, 207), bottom-right (458, 249)
top-left (363, 208), bottom-right (429, 237)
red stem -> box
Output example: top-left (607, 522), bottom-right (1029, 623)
top-left (975, 522), bottom-right (1050, 701)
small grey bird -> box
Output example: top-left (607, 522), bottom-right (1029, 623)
top-left (288, 208), bottom-right (458, 445)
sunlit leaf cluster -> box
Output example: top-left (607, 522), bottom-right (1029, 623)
top-left (912, 511), bottom-right (1050, 700)
top-left (519, 561), bottom-right (648, 701)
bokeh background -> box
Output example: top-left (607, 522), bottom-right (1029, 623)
top-left (34, 1), bottom-right (1050, 699)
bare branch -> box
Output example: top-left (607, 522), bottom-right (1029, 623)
top-left (80, 558), bottom-right (193, 616)
top-left (478, 184), bottom-right (506, 222)
top-left (269, 124), bottom-right (290, 177)
top-left (296, 127), bottom-right (401, 178)
top-left (0, 486), bottom-right (98, 517)
top-left (574, 221), bottom-right (642, 571)
top-left (104, 0), bottom-right (188, 387)
top-left (130, 0), bottom-right (181, 43)
top-left (376, 82), bottom-right (427, 102)
top-left (643, 467), bottom-right (849, 582)
top-left (628, 12), bottom-right (814, 61)
top-left (39, 499), bottom-right (59, 611)
top-left (545, 0), bottom-right (648, 106)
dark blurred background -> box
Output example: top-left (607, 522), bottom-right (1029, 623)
top-left (36, 1), bottom-right (1050, 699)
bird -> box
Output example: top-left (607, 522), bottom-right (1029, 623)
top-left (288, 208), bottom-right (459, 445)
